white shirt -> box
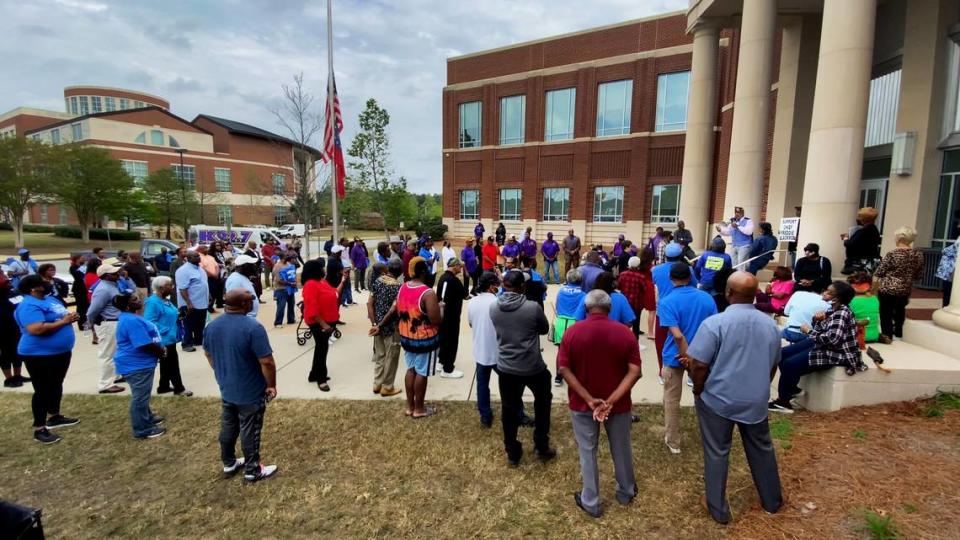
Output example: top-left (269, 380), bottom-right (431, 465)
top-left (440, 246), bottom-right (456, 273)
top-left (341, 248), bottom-right (352, 269)
top-left (225, 272), bottom-right (259, 317)
top-left (467, 292), bottom-right (499, 367)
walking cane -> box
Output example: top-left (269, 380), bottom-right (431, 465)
top-left (466, 369), bottom-right (477, 401)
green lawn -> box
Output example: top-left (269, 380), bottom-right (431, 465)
top-left (0, 231), bottom-right (141, 258)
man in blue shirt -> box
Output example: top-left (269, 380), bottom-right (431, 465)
top-left (225, 255), bottom-right (261, 318)
top-left (657, 263), bottom-right (716, 454)
top-left (176, 251), bottom-right (210, 352)
top-left (204, 289), bottom-right (278, 483)
top-left (417, 237), bottom-right (437, 287)
top-left (578, 251), bottom-right (604, 292)
top-left (652, 243), bottom-right (698, 376)
top-left (682, 271), bottom-right (784, 524)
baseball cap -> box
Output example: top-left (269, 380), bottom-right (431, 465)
top-left (233, 254), bottom-right (259, 266)
top-left (628, 256), bottom-right (641, 269)
top-left (97, 264), bottom-right (122, 277)
top-left (446, 257), bottom-right (462, 268)
top-left (669, 262), bottom-right (691, 280)
top-left (664, 242), bottom-right (683, 258)
top-left (17, 248), bottom-right (30, 256)
top-left (389, 235), bottom-right (402, 243)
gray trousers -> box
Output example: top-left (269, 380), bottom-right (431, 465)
top-left (695, 398), bottom-right (783, 523)
top-left (730, 244), bottom-right (752, 269)
top-left (571, 411), bottom-right (637, 513)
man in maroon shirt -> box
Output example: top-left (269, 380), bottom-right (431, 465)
top-left (558, 289), bottom-right (642, 518)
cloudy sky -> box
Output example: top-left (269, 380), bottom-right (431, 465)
top-left (1, 0), bottom-right (685, 193)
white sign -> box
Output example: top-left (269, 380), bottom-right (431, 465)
top-left (779, 217), bottom-right (801, 242)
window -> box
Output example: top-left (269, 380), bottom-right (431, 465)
top-left (214, 168), bottom-right (232, 192)
top-left (545, 88), bottom-right (576, 141)
top-left (499, 189), bottom-right (522, 221)
top-left (272, 173), bottom-right (286, 195)
top-left (933, 150), bottom-right (960, 248)
top-left (119, 98), bottom-right (129, 110)
top-left (171, 164), bottom-right (196, 190)
top-left (543, 187), bottom-right (570, 221)
top-left (71, 123), bottom-right (82, 140)
top-left (651, 184), bottom-right (681, 223)
top-left (948, 39), bottom-right (960, 135)
top-left (655, 71), bottom-right (690, 132)
top-left (274, 206), bottom-right (287, 226)
top-left (121, 160), bottom-right (149, 186)
top-left (105, 97), bottom-right (116, 112)
top-left (499, 95), bottom-right (525, 145)
top-left (91, 96), bottom-right (102, 113)
top-left (58, 206), bottom-right (68, 225)
top-left (168, 136), bottom-right (180, 148)
top-left (134, 101), bottom-right (144, 108)
top-left (459, 101), bottom-right (481, 148)
top-left (150, 130), bottom-right (164, 145)
top-left (69, 96), bottom-right (78, 115)
top-left (459, 189), bottom-right (479, 220)
top-left (31, 134), bottom-right (41, 141)
top-left (39, 204), bottom-right (48, 224)
top-left (596, 80), bottom-right (632, 137)
top-left (134, 132), bottom-right (146, 144)
top-left (593, 186), bottom-right (624, 222)
top-left (217, 205), bottom-right (233, 226)
top-left (50, 129), bottom-right (60, 145)
top-left (79, 96), bottom-right (89, 115)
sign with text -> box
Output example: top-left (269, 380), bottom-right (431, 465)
top-left (779, 217), bottom-right (800, 242)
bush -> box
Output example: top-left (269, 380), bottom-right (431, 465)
top-left (0, 223), bottom-right (11, 231)
top-left (416, 217), bottom-right (448, 241)
top-left (23, 224), bottom-right (56, 233)
top-left (53, 226), bottom-right (141, 241)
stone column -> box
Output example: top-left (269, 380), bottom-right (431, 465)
top-left (795, 0), bottom-right (877, 268)
top-left (678, 23), bottom-right (719, 249)
top-left (722, 0), bottom-right (777, 222)
top-left (934, 270), bottom-right (960, 332)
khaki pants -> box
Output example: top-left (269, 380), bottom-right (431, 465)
top-left (662, 365), bottom-right (686, 449)
top-left (373, 332), bottom-right (401, 389)
top-left (95, 320), bottom-right (118, 391)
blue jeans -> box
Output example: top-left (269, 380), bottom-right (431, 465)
top-left (273, 290), bottom-right (295, 326)
top-left (125, 367), bottom-right (158, 438)
top-left (781, 328), bottom-right (808, 343)
top-left (776, 338), bottom-right (829, 401)
top-left (543, 260), bottom-right (559, 283)
top-left (340, 277), bottom-right (354, 305)
top-left (476, 363), bottom-right (494, 423)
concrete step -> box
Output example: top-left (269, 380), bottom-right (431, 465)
top-left (794, 339), bottom-right (960, 412)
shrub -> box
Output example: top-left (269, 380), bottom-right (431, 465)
top-left (415, 217), bottom-right (448, 241)
top-left (0, 223), bottom-right (12, 231)
top-left (23, 224), bottom-right (56, 233)
top-left (53, 226), bottom-right (141, 241)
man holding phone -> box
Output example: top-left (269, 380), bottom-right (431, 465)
top-left (715, 206), bottom-right (755, 269)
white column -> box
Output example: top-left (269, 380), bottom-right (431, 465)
top-left (795, 0), bottom-right (877, 268)
top-left (678, 24), bottom-right (720, 249)
top-left (934, 270), bottom-right (960, 332)
top-left (722, 0), bottom-right (777, 222)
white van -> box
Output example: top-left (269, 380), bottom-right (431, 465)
top-left (276, 223), bottom-right (306, 238)
top-left (188, 225), bottom-right (285, 250)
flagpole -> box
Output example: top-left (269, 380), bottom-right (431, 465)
top-left (327, 0), bottom-right (340, 248)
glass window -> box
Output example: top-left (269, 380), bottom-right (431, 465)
top-left (655, 71), bottom-right (690, 132)
top-left (134, 132), bottom-right (146, 144)
top-left (459, 190), bottom-right (479, 220)
top-left (499, 189), bottom-right (522, 221)
top-left (171, 164), bottom-right (196, 190)
top-left (71, 123), bottom-right (82, 140)
top-left (50, 129), bottom-right (60, 145)
top-left (39, 204), bottom-right (48, 224)
top-left (933, 150), bottom-right (960, 248)
top-left (168, 136), bottom-right (180, 148)
top-left (79, 96), bottom-right (89, 115)
top-left (217, 205), bottom-right (233, 226)
top-left (593, 186), bottom-right (624, 222)
top-left (31, 134), bottom-right (41, 141)
top-left (119, 98), bottom-right (129, 110)
top-left (596, 80), bottom-right (632, 137)
top-left (545, 88), bottom-right (576, 141)
top-left (651, 184), bottom-right (681, 223)
top-left (69, 96), bottom-right (78, 115)
top-left (105, 97), bottom-right (116, 112)
top-left (134, 101), bottom-right (144, 109)
top-left (499, 95), bottom-right (525, 145)
top-left (543, 188), bottom-right (570, 221)
top-left (58, 206), bottom-right (68, 225)
top-left (150, 130), bottom-right (164, 145)
top-left (459, 101), bottom-right (482, 148)
top-left (272, 173), bottom-right (285, 195)
top-left (121, 160), bottom-right (149, 186)
top-left (215, 168), bottom-right (232, 192)
top-left (91, 96), bottom-right (102, 114)
top-left (274, 206), bottom-right (287, 226)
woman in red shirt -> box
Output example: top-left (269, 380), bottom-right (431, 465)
top-left (301, 259), bottom-right (342, 392)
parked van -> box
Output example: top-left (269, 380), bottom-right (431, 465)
top-left (187, 226), bottom-right (285, 250)
top-left (276, 223), bottom-right (306, 238)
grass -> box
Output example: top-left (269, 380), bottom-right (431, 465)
top-left (852, 429), bottom-right (869, 441)
top-left (0, 231), bottom-right (140, 257)
top-left (922, 391), bottom-right (960, 417)
top-left (858, 508), bottom-right (901, 540)
top-left (769, 417), bottom-right (793, 450)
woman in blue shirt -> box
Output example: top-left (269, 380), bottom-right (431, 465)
top-left (13, 275), bottom-right (80, 445)
top-left (113, 294), bottom-right (167, 439)
top-left (573, 271), bottom-right (636, 326)
top-left (144, 276), bottom-right (192, 397)
top-left (694, 237), bottom-right (732, 296)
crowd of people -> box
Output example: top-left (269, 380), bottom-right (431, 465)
top-left (0, 205), bottom-right (952, 517)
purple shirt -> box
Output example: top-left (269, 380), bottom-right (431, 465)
top-left (461, 246), bottom-right (479, 273)
top-left (501, 242), bottom-right (520, 258)
top-left (350, 244), bottom-right (368, 269)
top-left (474, 223), bottom-right (485, 238)
top-left (541, 239), bottom-right (560, 260)
top-left (520, 237), bottom-right (537, 258)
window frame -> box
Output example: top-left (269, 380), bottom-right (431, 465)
top-left (542, 187), bottom-right (570, 222)
top-left (459, 189), bottom-right (479, 221)
top-left (545, 87), bottom-right (576, 142)
top-left (498, 188), bottom-right (522, 221)
top-left (596, 80), bottom-right (633, 137)
top-left (171, 164), bottom-right (197, 190)
top-left (50, 128), bottom-right (60, 145)
top-left (150, 130), bottom-right (164, 145)
top-left (105, 97), bottom-right (116, 112)
top-left (650, 184), bottom-right (681, 224)
top-left (458, 101), bottom-right (482, 148)
top-left (499, 95), bottom-right (526, 145)
top-left (274, 206), bottom-right (288, 227)
top-left (654, 71), bottom-right (691, 133)
top-left (91, 96), bottom-right (103, 114)
top-left (214, 168), bottom-right (232, 192)
top-left (39, 203), bottom-right (48, 225)
top-left (121, 160), bottom-right (149, 187)
top-left (70, 123), bottom-right (82, 141)
top-left (78, 96), bottom-right (89, 115)
top-left (272, 173), bottom-right (286, 195)
top-left (217, 205), bottom-right (233, 226)
top-left (593, 186), bottom-right (624, 223)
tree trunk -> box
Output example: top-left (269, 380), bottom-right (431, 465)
top-left (12, 214), bottom-right (24, 248)
top-left (166, 217), bottom-right (171, 240)
top-left (81, 222), bottom-right (90, 243)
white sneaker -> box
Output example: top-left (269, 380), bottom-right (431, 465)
top-left (639, 343), bottom-right (647, 351)
top-left (328, 336), bottom-right (337, 345)
top-left (686, 377), bottom-right (694, 388)
top-left (440, 369), bottom-right (464, 379)
top-left (223, 457), bottom-right (245, 476)
top-left (664, 438), bottom-right (681, 455)
top-left (244, 463), bottom-right (278, 483)
top-left (658, 375), bottom-right (664, 385)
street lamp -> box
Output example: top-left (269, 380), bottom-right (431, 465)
top-left (174, 148), bottom-right (188, 240)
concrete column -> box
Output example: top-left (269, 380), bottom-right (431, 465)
top-left (934, 269), bottom-right (960, 332)
top-left (722, 0), bottom-right (777, 222)
top-left (678, 24), bottom-right (720, 249)
top-left (795, 0), bottom-right (877, 268)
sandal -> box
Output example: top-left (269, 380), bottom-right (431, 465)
top-left (412, 407), bottom-right (436, 419)
top-left (317, 383), bottom-right (330, 392)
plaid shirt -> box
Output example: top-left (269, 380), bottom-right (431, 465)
top-left (808, 305), bottom-right (863, 369)
top-left (617, 268), bottom-right (645, 312)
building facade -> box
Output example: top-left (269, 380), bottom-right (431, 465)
top-left (0, 85), bottom-right (319, 230)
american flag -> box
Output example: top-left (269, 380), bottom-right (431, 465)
top-left (322, 74), bottom-right (346, 199)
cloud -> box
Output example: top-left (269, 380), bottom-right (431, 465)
top-left (0, 0), bottom-right (687, 193)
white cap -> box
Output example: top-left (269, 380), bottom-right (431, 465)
top-left (233, 254), bottom-right (259, 266)
top-left (628, 256), bottom-right (641, 269)
top-left (331, 245), bottom-right (344, 254)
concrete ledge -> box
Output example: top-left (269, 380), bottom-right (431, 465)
top-left (903, 319), bottom-right (960, 360)
top-left (794, 340), bottom-right (960, 412)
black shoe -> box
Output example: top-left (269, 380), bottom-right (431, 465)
top-left (630, 414), bottom-right (640, 423)
top-left (157, 387), bottom-right (173, 394)
top-left (136, 427), bottom-right (166, 439)
top-left (866, 347), bottom-right (884, 365)
top-left (181, 346), bottom-right (197, 352)
top-left (34, 427), bottom-right (61, 444)
top-left (480, 417), bottom-right (493, 429)
top-left (519, 414), bottom-right (535, 427)
top-left (768, 400), bottom-right (794, 414)
top-left (114, 376), bottom-right (126, 384)
top-left (574, 491), bottom-right (602, 518)
top-left (15, 374), bottom-right (30, 383)
top-left (46, 415), bottom-right (80, 429)
top-left (4, 377), bottom-right (22, 388)
top-left (553, 377), bottom-right (563, 387)
top-left (535, 447), bottom-right (557, 461)
top-left (615, 490), bottom-right (636, 506)
top-left (506, 443), bottom-right (523, 467)
top-left (151, 416), bottom-right (165, 425)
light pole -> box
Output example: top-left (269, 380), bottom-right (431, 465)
top-left (174, 148), bottom-right (188, 240)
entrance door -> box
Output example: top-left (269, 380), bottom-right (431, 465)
top-left (859, 178), bottom-right (887, 231)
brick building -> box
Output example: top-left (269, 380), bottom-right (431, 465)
top-left (0, 85), bottom-right (320, 229)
